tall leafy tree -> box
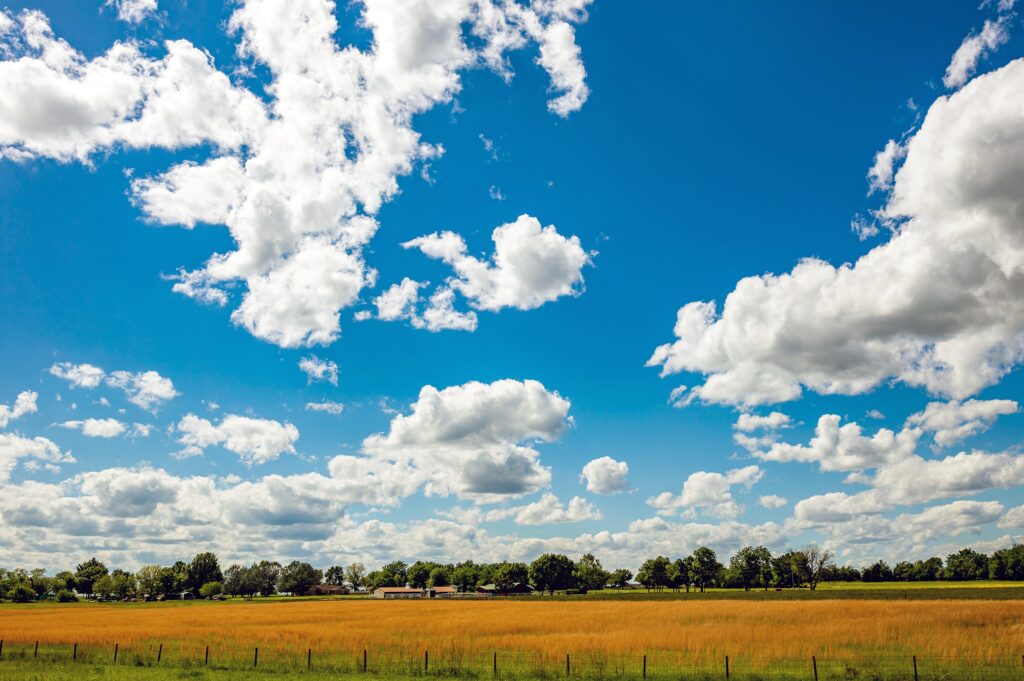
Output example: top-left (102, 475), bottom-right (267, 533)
top-left (73, 557), bottom-right (108, 595)
top-left (493, 562), bottom-right (529, 594)
top-left (573, 553), bottom-right (609, 591)
top-left (945, 549), bottom-right (988, 581)
top-left (529, 554), bottom-right (576, 594)
top-left (278, 561), bottom-right (323, 595)
top-left (688, 547), bottom-right (721, 592)
top-left (324, 565), bottom-right (346, 586)
top-left (637, 556), bottom-right (671, 591)
top-left (607, 568), bottom-right (633, 588)
top-left (344, 563), bottom-right (366, 589)
top-left (187, 552), bottom-right (223, 593)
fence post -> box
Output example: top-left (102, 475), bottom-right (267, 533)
top-left (912, 656), bottom-right (918, 681)
top-left (34, 641), bottom-right (38, 658)
top-left (158, 643), bottom-right (163, 664)
top-left (566, 653), bottom-right (570, 676)
top-left (204, 645), bottom-right (209, 666)
top-left (363, 649), bottom-right (367, 672)
top-left (308, 648), bottom-right (312, 670)
top-left (0, 640), bottom-right (3, 658)
top-left (725, 655), bottom-right (730, 679)
top-left (812, 656), bottom-right (818, 681)
top-left (425, 650), bottom-right (429, 673)
top-left (254, 646), bottom-right (259, 668)
top-left (493, 652), bottom-right (497, 676)
top-left (114, 643), bottom-right (119, 663)
top-left (73, 643), bottom-right (77, 661)
top-left (643, 655), bottom-right (647, 679)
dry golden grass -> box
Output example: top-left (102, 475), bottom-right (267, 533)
top-left (1, 599), bottom-right (1021, 660)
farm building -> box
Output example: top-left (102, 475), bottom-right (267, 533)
top-left (309, 584), bottom-right (349, 595)
top-left (476, 582), bottom-right (533, 596)
top-left (372, 587), bottom-right (426, 599)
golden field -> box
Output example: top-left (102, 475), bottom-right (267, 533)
top-left (1, 599), bottom-right (1022, 660)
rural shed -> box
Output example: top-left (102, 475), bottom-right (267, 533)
top-left (372, 587), bottom-right (425, 599)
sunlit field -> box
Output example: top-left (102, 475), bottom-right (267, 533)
top-left (2, 596), bottom-right (1023, 660)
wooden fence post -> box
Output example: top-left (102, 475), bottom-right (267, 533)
top-left (912, 656), bottom-right (918, 681)
top-left (308, 648), bottom-right (312, 670)
top-left (204, 645), bottom-right (209, 666)
top-left (157, 643), bottom-right (163, 663)
top-left (493, 651), bottom-right (497, 676)
top-left (566, 653), bottom-right (570, 676)
top-left (725, 655), bottom-right (730, 679)
top-left (73, 643), bottom-right (77, 661)
top-left (363, 649), bottom-right (367, 672)
top-left (425, 650), bottom-right (429, 673)
top-left (643, 655), bottom-right (647, 679)
top-left (254, 646), bottom-right (259, 668)
top-left (33, 641), bottom-right (38, 658)
top-left (812, 656), bottom-right (818, 681)
top-left (0, 640), bottom-right (3, 658)
top-left (114, 643), bottom-right (119, 663)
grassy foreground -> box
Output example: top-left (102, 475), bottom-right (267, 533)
top-left (2, 656), bottom-right (1024, 681)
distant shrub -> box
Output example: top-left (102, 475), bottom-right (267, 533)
top-left (199, 581), bottom-right (224, 599)
top-left (56, 589), bottom-right (78, 603)
top-left (6, 583), bottom-right (37, 603)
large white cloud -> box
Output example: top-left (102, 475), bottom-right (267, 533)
top-left (376, 214), bottom-right (591, 331)
top-left (175, 413), bottom-right (300, 465)
top-left (761, 410), bottom-right (1024, 521)
top-left (0, 390), bottom-right (37, 429)
top-left (486, 492), bottom-right (602, 525)
top-left (579, 456), bottom-right (630, 494)
top-left (0, 433), bottom-right (74, 483)
top-left (0, 1), bottom-right (593, 348)
top-left (60, 418), bottom-right (126, 438)
top-left (362, 379), bottom-right (572, 501)
top-left (646, 465), bottom-right (763, 520)
top-left (648, 58), bottom-right (1024, 406)
top-left (48, 362), bottom-right (178, 411)
top-left (904, 398), bottom-right (1018, 449)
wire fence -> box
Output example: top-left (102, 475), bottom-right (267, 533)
top-left (0, 640), bottom-right (1022, 680)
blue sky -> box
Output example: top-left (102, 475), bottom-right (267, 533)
top-left (1, 0), bottom-right (1023, 571)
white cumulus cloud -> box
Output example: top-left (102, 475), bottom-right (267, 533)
top-left (0, 390), bottom-right (37, 429)
top-left (175, 413), bottom-right (299, 465)
top-left (579, 456), bottom-right (630, 494)
top-left (648, 58), bottom-right (1024, 406)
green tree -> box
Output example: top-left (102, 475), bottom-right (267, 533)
top-left (344, 563), bottom-right (366, 589)
top-left (727, 546), bottom-right (767, 591)
top-left (428, 566), bottom-right (451, 588)
top-left (803, 545), bottom-right (832, 591)
top-left (688, 547), bottom-right (721, 592)
top-left (136, 565), bottom-right (163, 597)
top-left (94, 574), bottom-right (116, 599)
top-left (771, 550), bottom-right (808, 588)
top-left (324, 566), bottom-right (346, 586)
top-left (187, 553), bottom-right (223, 593)
top-left (407, 561), bottom-right (438, 589)
top-left (573, 553), bottom-right (609, 591)
top-left (224, 565), bottom-right (259, 599)
top-left (607, 568), bottom-right (633, 588)
top-left (945, 549), bottom-right (988, 580)
top-left (199, 581), bottom-right (224, 599)
top-left (380, 561), bottom-right (409, 587)
top-left (637, 556), bottom-right (671, 591)
top-left (529, 553), bottom-right (576, 594)
top-left (6, 583), bottom-right (36, 603)
top-left (74, 557), bottom-right (108, 595)
top-left (250, 561), bottom-right (281, 596)
top-left (861, 560), bottom-right (894, 582)
top-left (452, 562), bottom-right (479, 592)
top-left (493, 562), bottom-right (529, 594)
top-left (278, 561), bottom-right (323, 595)
top-left (159, 564), bottom-right (187, 596)
top-left (989, 545), bottom-right (1024, 580)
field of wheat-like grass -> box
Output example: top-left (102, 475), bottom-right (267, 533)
top-left (1, 598), bottom-right (1022, 662)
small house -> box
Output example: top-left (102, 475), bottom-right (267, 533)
top-left (372, 587), bottom-right (425, 599)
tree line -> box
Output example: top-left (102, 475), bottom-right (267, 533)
top-left (2, 543), bottom-right (1023, 602)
